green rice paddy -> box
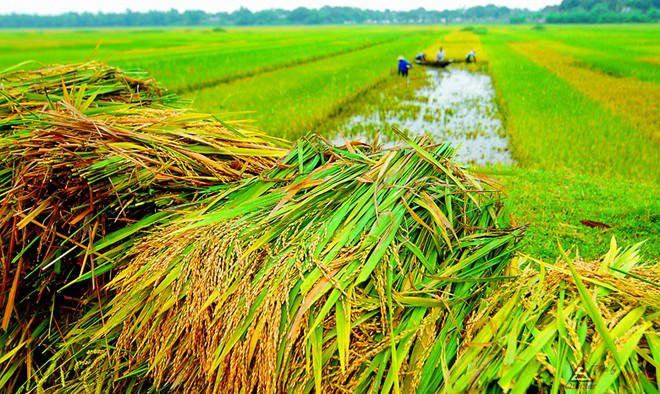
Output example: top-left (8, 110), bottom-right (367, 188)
top-left (0, 24), bottom-right (657, 259)
top-left (1, 23), bottom-right (659, 393)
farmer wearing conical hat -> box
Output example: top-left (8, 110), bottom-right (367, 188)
top-left (466, 49), bottom-right (476, 63)
top-left (397, 55), bottom-right (412, 77)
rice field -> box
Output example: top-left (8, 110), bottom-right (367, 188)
top-left (189, 32), bottom-right (438, 137)
top-left (0, 27), bottom-right (433, 92)
top-left (0, 24), bottom-right (658, 392)
top-left (480, 25), bottom-right (659, 259)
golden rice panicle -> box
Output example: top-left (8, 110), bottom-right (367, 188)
top-left (449, 237), bottom-right (659, 393)
top-left (0, 61), bottom-right (285, 392)
top-left (47, 134), bottom-right (521, 393)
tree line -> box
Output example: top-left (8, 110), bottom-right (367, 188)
top-left (541, 0), bottom-right (659, 23)
top-left (0, 1), bottom-right (657, 28)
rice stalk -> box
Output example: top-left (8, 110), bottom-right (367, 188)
top-left (447, 238), bottom-right (659, 393)
top-left (41, 133), bottom-right (521, 393)
top-left (0, 61), bottom-right (176, 117)
top-left (0, 62), bottom-right (286, 391)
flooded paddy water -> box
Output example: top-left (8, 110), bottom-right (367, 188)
top-left (334, 67), bottom-right (513, 166)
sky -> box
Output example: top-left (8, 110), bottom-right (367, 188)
top-left (1, 0), bottom-right (561, 15)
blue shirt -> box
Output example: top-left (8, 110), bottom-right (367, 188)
top-left (398, 59), bottom-right (411, 72)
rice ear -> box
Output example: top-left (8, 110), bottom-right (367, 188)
top-left (47, 134), bottom-right (522, 392)
top-left (451, 241), bottom-right (659, 392)
top-left (0, 61), bottom-right (286, 390)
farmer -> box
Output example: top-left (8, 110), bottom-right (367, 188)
top-left (466, 49), bottom-right (476, 63)
top-left (415, 52), bottom-right (427, 63)
top-left (397, 55), bottom-right (412, 77)
top-left (436, 47), bottom-right (445, 62)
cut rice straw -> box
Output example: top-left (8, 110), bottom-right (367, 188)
top-left (39, 133), bottom-right (521, 393)
top-left (0, 61), bottom-right (286, 391)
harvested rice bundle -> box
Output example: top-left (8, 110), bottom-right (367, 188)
top-left (48, 133), bottom-right (521, 393)
top-left (0, 61), bottom-right (174, 120)
top-left (0, 62), bottom-right (286, 390)
top-left (447, 239), bottom-right (659, 393)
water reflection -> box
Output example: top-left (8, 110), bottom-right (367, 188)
top-left (333, 68), bottom-right (513, 166)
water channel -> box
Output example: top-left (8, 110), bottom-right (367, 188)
top-left (334, 67), bottom-right (513, 166)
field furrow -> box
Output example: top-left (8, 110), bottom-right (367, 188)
top-left (174, 35), bottom-right (404, 93)
top-left (485, 40), bottom-right (659, 181)
top-left (481, 27), bottom-right (659, 260)
top-left (511, 41), bottom-right (660, 142)
top-left (529, 26), bottom-right (660, 83)
top-left (188, 32), bottom-right (439, 138)
top-left (0, 27), bottom-right (429, 92)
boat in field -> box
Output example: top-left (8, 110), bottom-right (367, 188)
top-left (415, 59), bottom-right (466, 68)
